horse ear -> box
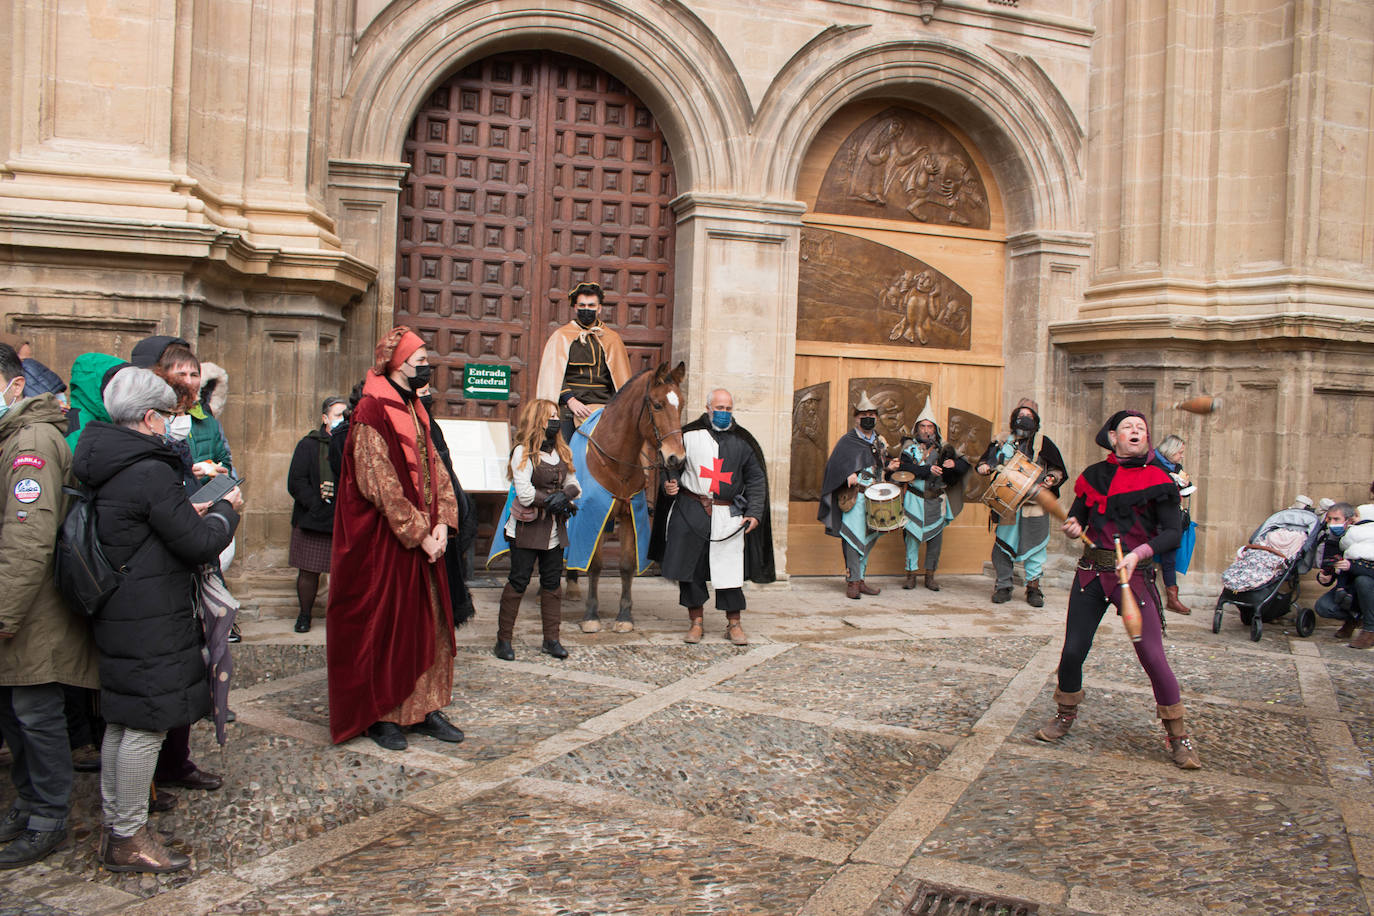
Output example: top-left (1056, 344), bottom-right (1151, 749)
top-left (670, 361), bottom-right (686, 385)
top-left (652, 361), bottom-right (671, 384)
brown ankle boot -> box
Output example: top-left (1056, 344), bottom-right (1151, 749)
top-left (857, 580), bottom-right (881, 596)
top-left (903, 570), bottom-right (918, 590)
top-left (103, 825), bottom-right (190, 873)
top-left (684, 607), bottom-right (704, 644)
top-left (1165, 586), bottom-right (1192, 615)
top-left (1158, 703), bottom-right (1202, 769)
top-left (1025, 579), bottom-right (1044, 608)
top-left (845, 580), bottom-right (861, 600)
top-left (924, 572), bottom-right (939, 592)
top-left (725, 615), bottom-right (748, 646)
top-left (497, 584), bottom-right (522, 643)
top-left (539, 589), bottom-right (566, 658)
top-left (1034, 689), bottom-right (1083, 741)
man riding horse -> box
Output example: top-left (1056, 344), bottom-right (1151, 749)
top-left (536, 281), bottom-right (632, 442)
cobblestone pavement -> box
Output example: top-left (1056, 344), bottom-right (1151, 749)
top-left (2, 574), bottom-right (1373, 915)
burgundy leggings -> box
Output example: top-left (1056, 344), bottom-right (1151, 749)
top-left (1056, 571), bottom-right (1181, 707)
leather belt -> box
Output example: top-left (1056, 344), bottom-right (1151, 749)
top-left (695, 494), bottom-right (732, 515)
top-left (1079, 545), bottom-right (1152, 572)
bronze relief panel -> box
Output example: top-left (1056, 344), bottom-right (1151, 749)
top-left (848, 377), bottom-right (932, 453)
top-left (816, 108), bottom-right (990, 229)
top-left (799, 227), bottom-right (972, 349)
top-left (946, 407), bottom-right (994, 503)
top-left (789, 382), bottom-right (829, 502)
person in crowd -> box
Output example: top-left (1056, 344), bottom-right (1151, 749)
top-left (493, 399), bottom-right (580, 661)
top-left (654, 388), bottom-right (772, 645)
top-left (326, 327), bottom-right (463, 751)
top-left (65, 353), bottom-right (127, 449)
top-left (1315, 502), bottom-right (1361, 640)
top-left (898, 400), bottom-right (968, 592)
top-left (818, 393), bottom-right (900, 599)
top-left (152, 345), bottom-right (233, 480)
top-left (1042, 410), bottom-right (1199, 769)
top-left (975, 398), bottom-right (1066, 607)
top-left (73, 368), bottom-right (242, 872)
top-left (0, 344), bottom-right (100, 869)
top-left (1151, 434), bottom-right (1195, 614)
top-left (1334, 504), bottom-right (1374, 650)
top-left (287, 397), bottom-right (346, 633)
top-left (535, 281), bottom-right (632, 441)
top-left (417, 385), bottom-right (477, 629)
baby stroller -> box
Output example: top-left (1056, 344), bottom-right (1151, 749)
top-left (1211, 507), bottom-right (1324, 641)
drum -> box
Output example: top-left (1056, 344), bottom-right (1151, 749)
top-left (889, 470), bottom-right (916, 484)
top-left (865, 482), bottom-right (904, 532)
top-left (981, 450), bottom-right (1043, 519)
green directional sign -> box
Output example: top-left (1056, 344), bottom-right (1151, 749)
top-left (462, 363), bottom-right (511, 401)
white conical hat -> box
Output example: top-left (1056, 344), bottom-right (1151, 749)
top-left (914, 397), bottom-right (937, 427)
top-left (853, 391), bottom-right (878, 413)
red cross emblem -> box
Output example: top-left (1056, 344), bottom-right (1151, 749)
top-left (699, 457), bottom-right (733, 495)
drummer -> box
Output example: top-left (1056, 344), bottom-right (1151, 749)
top-left (818, 392), bottom-right (901, 599)
top-left (975, 398), bottom-right (1066, 607)
top-left (898, 399), bottom-right (969, 591)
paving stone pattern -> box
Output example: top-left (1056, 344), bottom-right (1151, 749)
top-left (1, 574), bottom-right (1370, 915)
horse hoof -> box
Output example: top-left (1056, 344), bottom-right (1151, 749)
top-left (612, 621), bottom-right (634, 634)
top-left (580, 619), bottom-right (602, 634)
top-left (564, 583), bottom-right (581, 599)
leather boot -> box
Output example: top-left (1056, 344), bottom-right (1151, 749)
top-left (1165, 586), bottom-right (1192, 615)
top-left (497, 584), bottom-right (522, 643)
top-left (1034, 688), bottom-right (1083, 742)
top-left (1158, 703), bottom-right (1202, 769)
top-left (845, 580), bottom-right (862, 600)
top-left (903, 570), bottom-right (918, 590)
top-left (539, 589), bottom-right (567, 659)
top-left (103, 825), bottom-right (190, 873)
top-left (725, 614), bottom-right (748, 646)
top-left (924, 572), bottom-right (940, 592)
top-left (857, 580), bottom-right (881, 596)
top-left (1025, 579), bottom-right (1044, 608)
top-left (684, 607), bottom-right (704, 644)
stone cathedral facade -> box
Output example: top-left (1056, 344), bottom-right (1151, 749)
top-left (3, 0), bottom-right (1371, 593)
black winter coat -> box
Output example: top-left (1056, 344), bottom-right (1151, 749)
top-left (72, 422), bottom-right (239, 732)
top-left (287, 427), bottom-right (336, 534)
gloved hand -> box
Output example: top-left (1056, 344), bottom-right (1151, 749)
top-left (544, 491), bottom-right (573, 518)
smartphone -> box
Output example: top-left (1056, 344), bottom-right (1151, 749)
top-left (195, 474), bottom-right (243, 505)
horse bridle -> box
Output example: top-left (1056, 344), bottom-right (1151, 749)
top-left (584, 388), bottom-right (683, 474)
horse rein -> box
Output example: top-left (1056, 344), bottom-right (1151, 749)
top-left (584, 388), bottom-right (682, 474)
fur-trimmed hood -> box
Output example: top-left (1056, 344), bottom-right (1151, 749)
top-left (200, 361), bottom-right (228, 418)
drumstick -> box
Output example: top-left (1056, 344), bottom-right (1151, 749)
top-left (1114, 536), bottom-right (1144, 643)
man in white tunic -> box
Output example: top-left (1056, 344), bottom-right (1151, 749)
top-left (655, 389), bottom-right (773, 645)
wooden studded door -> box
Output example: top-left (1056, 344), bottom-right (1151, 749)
top-left (396, 52), bottom-right (677, 420)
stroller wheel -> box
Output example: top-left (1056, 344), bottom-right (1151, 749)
top-left (1212, 607), bottom-right (1225, 634)
top-left (1250, 614), bottom-right (1263, 642)
top-left (1295, 607), bottom-right (1316, 638)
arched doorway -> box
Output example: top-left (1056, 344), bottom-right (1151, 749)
top-left (394, 52), bottom-right (677, 419)
top-left (787, 101), bottom-right (1008, 576)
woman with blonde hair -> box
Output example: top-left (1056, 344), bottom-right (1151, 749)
top-left (494, 398), bottom-right (580, 661)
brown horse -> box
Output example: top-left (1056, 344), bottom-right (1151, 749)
top-left (572, 361), bottom-right (686, 633)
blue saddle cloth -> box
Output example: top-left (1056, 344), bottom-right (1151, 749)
top-left (486, 408), bottom-right (651, 573)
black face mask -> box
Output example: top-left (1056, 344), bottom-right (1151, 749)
top-left (1012, 415), bottom-right (1036, 438)
top-left (407, 364), bottom-right (432, 392)
top-left (575, 308), bottom-right (598, 328)
top-left (544, 420), bottom-right (560, 440)
top-left (419, 393), bottom-right (434, 413)
top-left (859, 416), bottom-right (876, 432)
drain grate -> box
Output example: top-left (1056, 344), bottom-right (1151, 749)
top-left (902, 881), bottom-right (1039, 916)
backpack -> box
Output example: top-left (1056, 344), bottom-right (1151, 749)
top-left (53, 484), bottom-right (141, 617)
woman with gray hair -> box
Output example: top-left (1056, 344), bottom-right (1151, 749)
top-left (1152, 434), bottom-right (1196, 614)
top-left (72, 367), bottom-right (243, 873)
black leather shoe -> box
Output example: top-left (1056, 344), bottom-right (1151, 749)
top-left (991, 587), bottom-right (1012, 604)
top-left (293, 615), bottom-right (311, 633)
top-left (410, 711), bottom-right (464, 744)
top-left (148, 789), bottom-right (178, 813)
top-left (0, 808), bottom-right (25, 844)
top-left (493, 640), bottom-right (515, 661)
top-left (365, 722), bottom-right (408, 751)
top-left (541, 640), bottom-right (569, 660)
top-left (0, 828), bottom-right (66, 869)
top-left (156, 768), bottom-right (223, 791)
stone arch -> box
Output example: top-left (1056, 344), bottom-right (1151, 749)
top-left (335, 0), bottom-right (754, 192)
top-left (751, 31), bottom-right (1084, 232)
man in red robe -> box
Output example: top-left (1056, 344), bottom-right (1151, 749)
top-left (326, 327), bottom-right (463, 750)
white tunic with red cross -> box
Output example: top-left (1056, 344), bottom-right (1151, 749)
top-left (674, 427), bottom-right (747, 588)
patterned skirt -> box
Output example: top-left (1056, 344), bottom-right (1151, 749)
top-left (289, 527), bottom-right (333, 574)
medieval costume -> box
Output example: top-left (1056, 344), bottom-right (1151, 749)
top-left (326, 330), bottom-right (461, 749)
top-left (420, 394), bottom-right (478, 630)
top-left (652, 411), bottom-right (774, 645)
top-left (535, 307), bottom-right (631, 441)
top-left (899, 399), bottom-right (968, 591)
top-left (819, 393), bottom-right (891, 599)
top-left (977, 398), bottom-right (1065, 607)
top-left (1036, 409), bottom-right (1200, 770)
top-left (494, 407), bottom-right (581, 662)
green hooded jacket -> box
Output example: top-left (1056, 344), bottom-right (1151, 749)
top-left (66, 352), bottom-right (125, 451)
